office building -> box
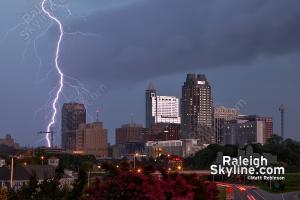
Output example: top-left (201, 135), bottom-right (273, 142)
top-left (145, 84), bottom-right (180, 129)
top-left (75, 122), bottom-right (108, 157)
top-left (181, 74), bottom-right (213, 143)
top-left (145, 139), bottom-right (205, 158)
top-left (214, 106), bottom-right (240, 121)
top-left (224, 115), bottom-right (273, 145)
top-left (61, 103), bottom-right (86, 151)
top-left (145, 123), bottom-right (181, 141)
top-left (238, 115), bottom-right (273, 144)
top-left (115, 123), bottom-right (148, 145)
top-left (214, 106), bottom-right (240, 144)
top-left (145, 140), bottom-right (183, 158)
top-left (114, 123), bottom-right (148, 158)
top-left (112, 142), bottom-right (145, 158)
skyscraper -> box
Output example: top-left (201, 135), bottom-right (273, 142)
top-left (214, 106), bottom-right (240, 144)
top-left (61, 103), bottom-right (86, 151)
top-left (181, 74), bottom-right (213, 143)
top-left (145, 84), bottom-right (181, 129)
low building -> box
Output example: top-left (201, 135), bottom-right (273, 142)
top-left (112, 142), bottom-right (145, 158)
top-left (182, 139), bottom-right (207, 157)
top-left (48, 157), bottom-right (60, 168)
top-left (145, 139), bottom-right (207, 158)
top-left (145, 140), bottom-right (183, 158)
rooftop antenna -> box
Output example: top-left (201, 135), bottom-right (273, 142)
top-left (96, 107), bottom-right (100, 122)
top-left (279, 104), bottom-right (286, 139)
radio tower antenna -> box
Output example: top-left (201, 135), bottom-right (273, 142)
top-left (279, 104), bottom-right (286, 138)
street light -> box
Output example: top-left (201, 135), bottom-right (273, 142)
top-left (40, 156), bottom-right (45, 165)
top-left (134, 153), bottom-right (139, 169)
top-left (9, 156), bottom-right (14, 189)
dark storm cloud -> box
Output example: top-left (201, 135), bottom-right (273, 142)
top-left (60, 0), bottom-right (300, 84)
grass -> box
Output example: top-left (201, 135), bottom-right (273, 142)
top-left (254, 173), bottom-right (300, 193)
top-left (218, 187), bottom-right (226, 200)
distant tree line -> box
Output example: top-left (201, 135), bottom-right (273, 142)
top-left (184, 135), bottom-right (300, 172)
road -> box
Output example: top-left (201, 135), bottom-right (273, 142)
top-left (217, 182), bottom-right (300, 200)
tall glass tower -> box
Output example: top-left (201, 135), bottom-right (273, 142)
top-left (181, 74), bottom-right (213, 144)
top-left (61, 103), bottom-right (86, 150)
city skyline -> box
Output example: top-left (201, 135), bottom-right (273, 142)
top-left (0, 0), bottom-right (299, 146)
top-left (0, 73), bottom-right (289, 147)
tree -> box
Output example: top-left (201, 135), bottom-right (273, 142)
top-left (66, 169), bottom-right (87, 200)
top-left (17, 176), bottom-right (38, 200)
top-left (0, 187), bottom-right (8, 200)
top-left (35, 179), bottom-right (67, 200)
top-left (83, 172), bottom-right (218, 200)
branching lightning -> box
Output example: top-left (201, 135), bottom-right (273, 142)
top-left (1, 1), bottom-right (105, 147)
top-left (41, 0), bottom-right (64, 147)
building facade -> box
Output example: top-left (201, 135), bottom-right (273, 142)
top-left (144, 123), bottom-right (181, 141)
top-left (181, 74), bottom-right (213, 144)
top-left (145, 139), bottom-right (205, 158)
top-left (145, 140), bottom-right (183, 158)
top-left (145, 84), bottom-right (180, 129)
top-left (214, 106), bottom-right (240, 144)
top-left (75, 122), bottom-right (108, 157)
top-left (115, 123), bottom-right (148, 145)
top-left (61, 103), bottom-right (86, 151)
top-left (224, 115), bottom-right (273, 145)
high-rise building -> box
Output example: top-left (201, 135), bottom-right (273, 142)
top-left (181, 74), bottom-right (213, 143)
top-left (61, 103), bottom-right (86, 151)
top-left (214, 106), bottom-right (240, 144)
top-left (115, 123), bottom-right (148, 145)
top-left (75, 122), bottom-right (108, 157)
top-left (224, 115), bottom-right (273, 145)
top-left (238, 115), bottom-right (273, 144)
top-left (145, 84), bottom-right (180, 129)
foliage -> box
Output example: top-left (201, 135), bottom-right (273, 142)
top-left (11, 176), bottom-right (68, 200)
top-left (184, 135), bottom-right (300, 172)
top-left (0, 186), bottom-right (8, 200)
top-left (83, 172), bottom-right (219, 200)
top-left (44, 153), bottom-right (96, 171)
top-left (65, 169), bottom-right (87, 200)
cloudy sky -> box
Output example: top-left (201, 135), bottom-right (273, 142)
top-left (0, 0), bottom-right (299, 146)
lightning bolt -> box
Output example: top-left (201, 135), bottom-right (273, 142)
top-left (41, 0), bottom-right (64, 147)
